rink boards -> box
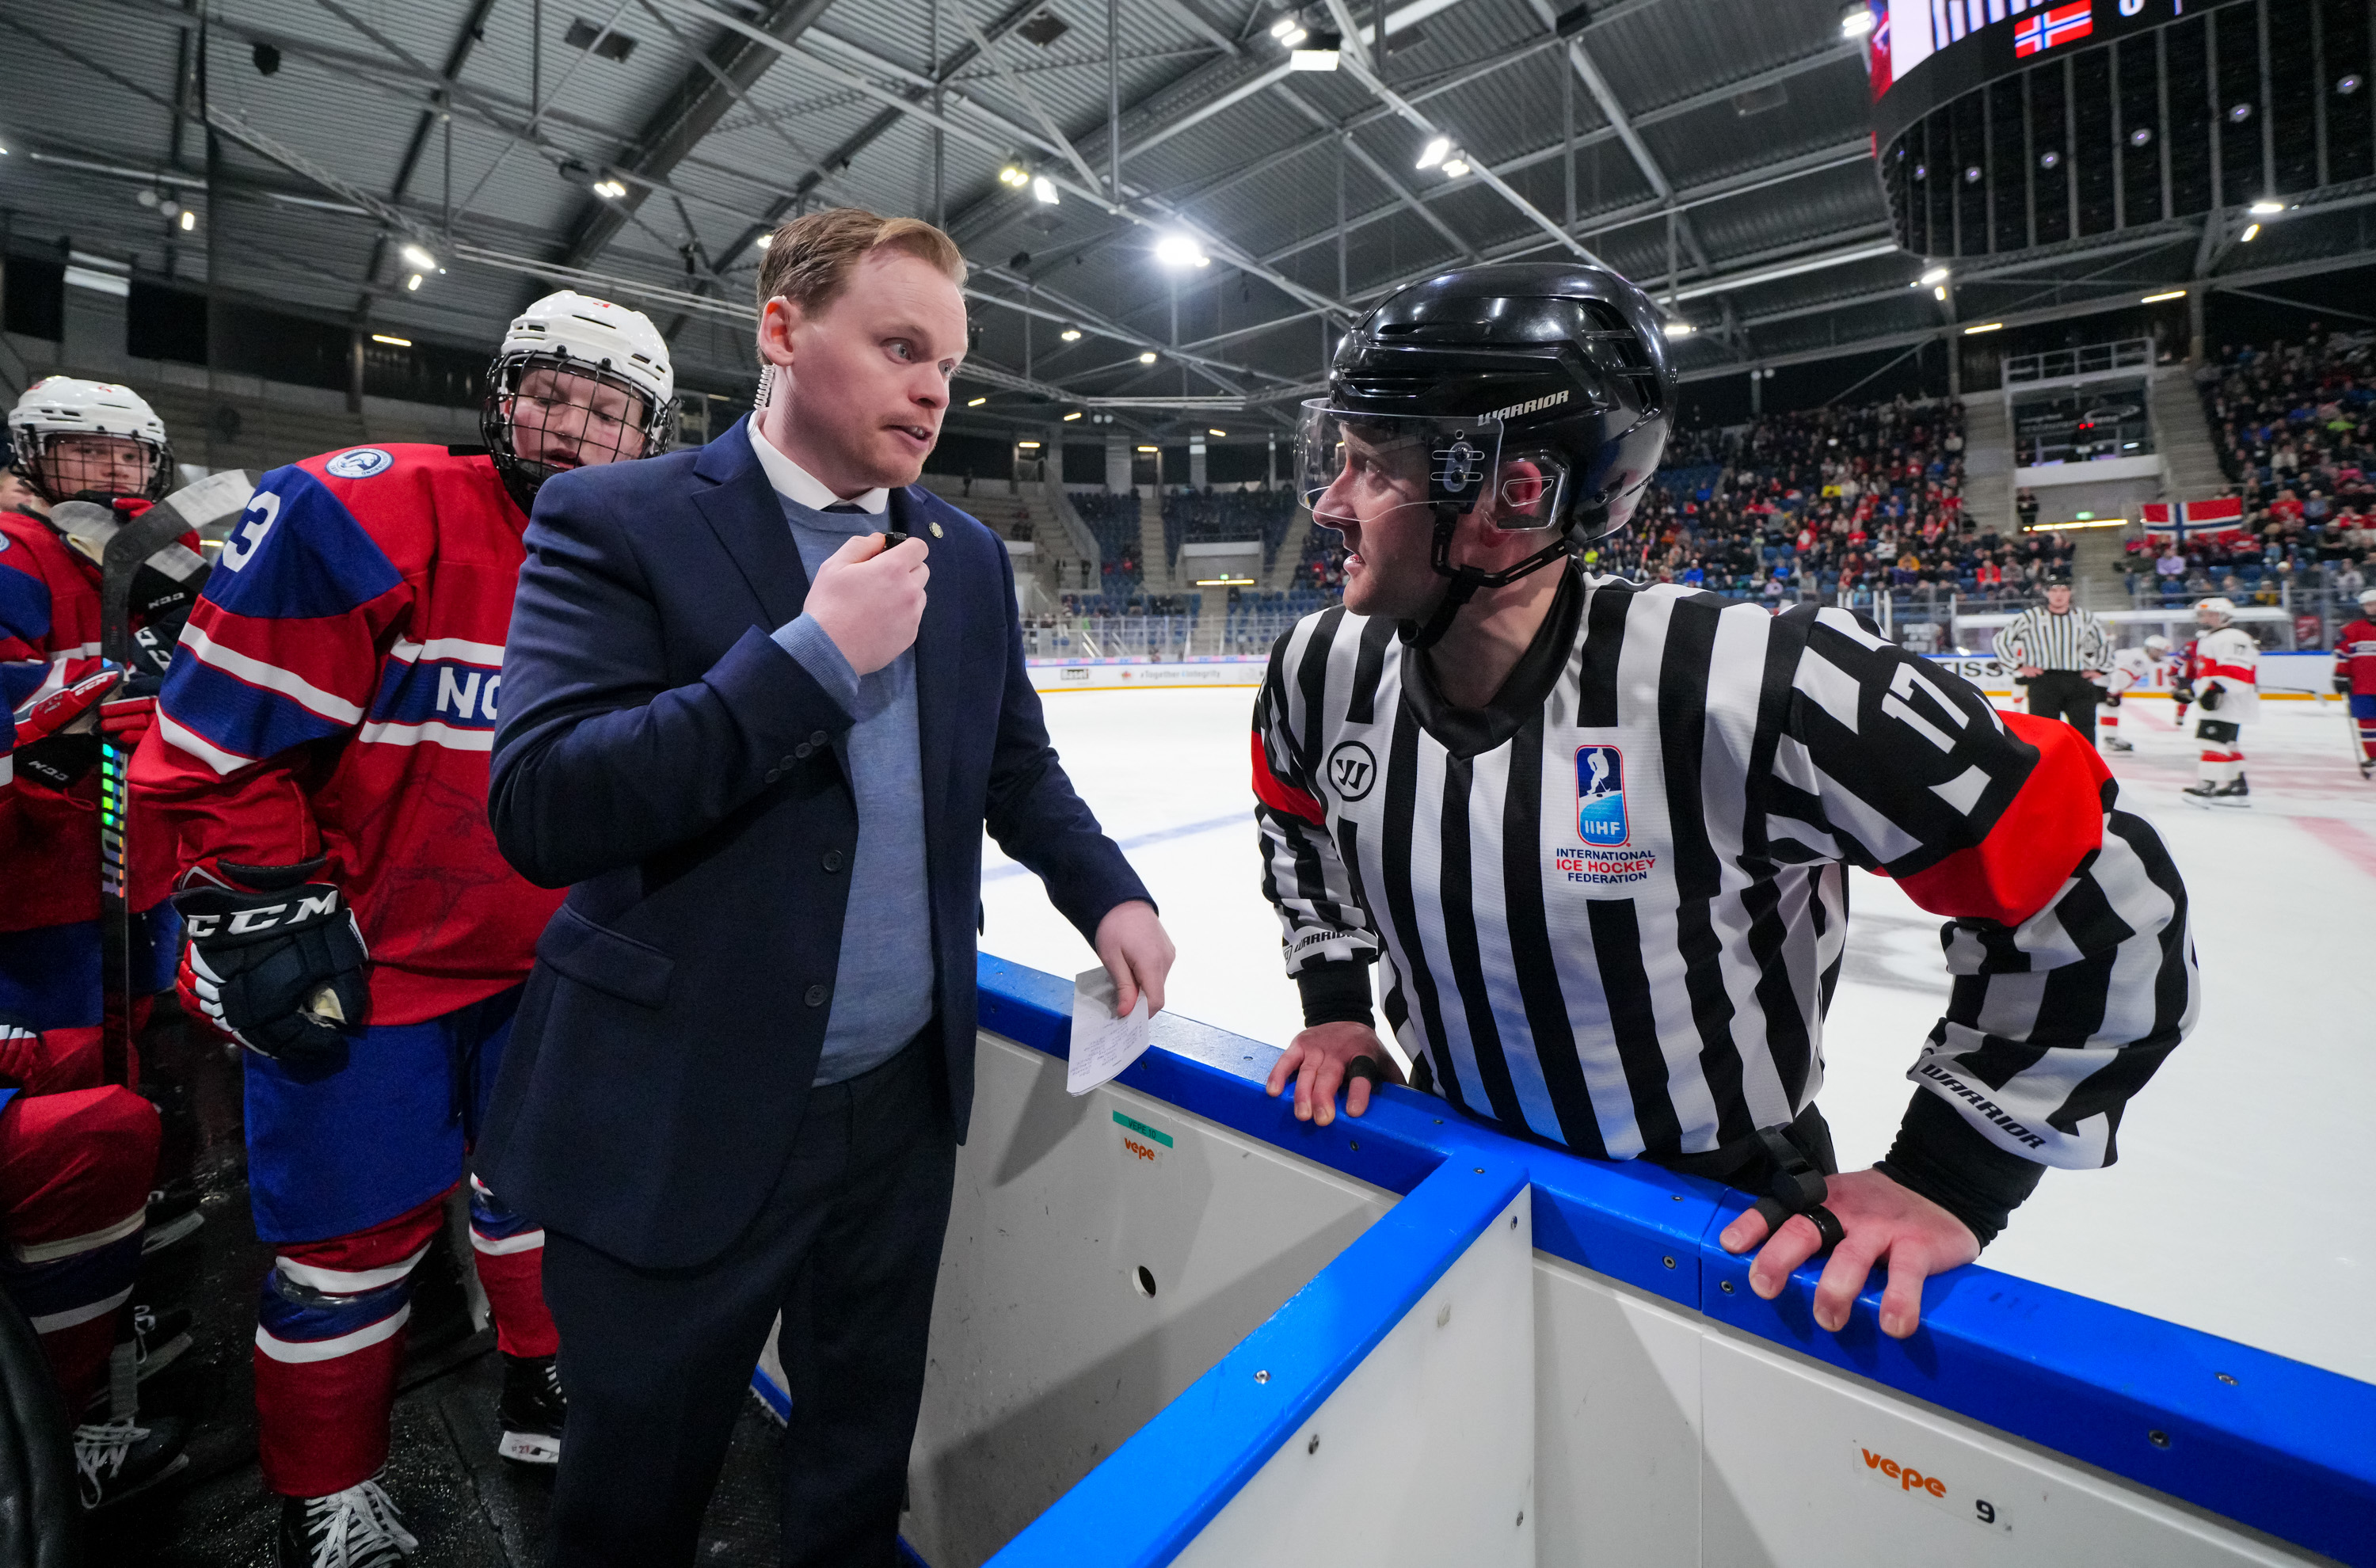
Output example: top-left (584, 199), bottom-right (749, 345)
top-left (752, 958), bottom-right (2374, 1568)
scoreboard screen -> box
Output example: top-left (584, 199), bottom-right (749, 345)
top-left (1870, 0), bottom-right (2241, 147)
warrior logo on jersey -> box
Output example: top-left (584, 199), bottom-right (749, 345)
top-left (1574, 744), bottom-right (1628, 847)
top-left (325, 447), bottom-right (394, 480)
top-left (1327, 740), bottom-right (1378, 802)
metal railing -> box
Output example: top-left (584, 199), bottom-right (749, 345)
top-left (1021, 616), bottom-right (1198, 662)
top-left (2002, 338), bottom-right (2155, 386)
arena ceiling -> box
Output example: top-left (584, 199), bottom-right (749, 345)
top-left (8, 0), bottom-right (2376, 439)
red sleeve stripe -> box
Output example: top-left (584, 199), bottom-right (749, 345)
top-left (1894, 711), bottom-right (2108, 928)
top-left (1250, 730), bottom-right (1327, 826)
top-left (2199, 659), bottom-right (2256, 683)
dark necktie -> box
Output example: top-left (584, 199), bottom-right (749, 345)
top-left (822, 502), bottom-right (868, 515)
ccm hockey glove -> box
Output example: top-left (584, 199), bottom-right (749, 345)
top-left (173, 860), bottom-right (371, 1060)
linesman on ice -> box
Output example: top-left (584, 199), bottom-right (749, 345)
top-left (1255, 263), bottom-right (2198, 1338)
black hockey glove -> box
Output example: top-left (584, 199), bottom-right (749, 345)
top-left (2196, 683), bottom-right (2223, 712)
top-left (173, 860), bottom-right (371, 1061)
top-left (2340, 677), bottom-right (2355, 696)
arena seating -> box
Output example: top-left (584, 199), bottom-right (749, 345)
top-left (1158, 487), bottom-right (1300, 569)
top-left (2163, 327), bottom-right (2376, 603)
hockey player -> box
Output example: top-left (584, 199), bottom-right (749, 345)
top-left (0, 671), bottom-right (186, 1505)
top-left (2098, 633), bottom-right (2169, 753)
top-left (2180, 597), bottom-right (2259, 805)
top-left (1257, 264), bottom-right (2195, 1344)
top-left (132, 291), bottom-right (675, 1567)
top-left (0, 379), bottom-right (195, 1093)
top-left (2336, 587), bottom-right (2376, 779)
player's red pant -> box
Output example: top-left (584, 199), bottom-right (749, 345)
top-left (0, 1087), bottom-right (160, 1416)
top-left (253, 1182), bottom-right (555, 1498)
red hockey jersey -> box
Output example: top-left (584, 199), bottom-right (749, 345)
top-left (2336, 617), bottom-right (2376, 696)
top-left (0, 508), bottom-right (180, 931)
top-left (132, 445), bottom-right (564, 1026)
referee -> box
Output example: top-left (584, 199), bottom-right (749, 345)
top-left (1257, 263), bottom-right (2195, 1345)
top-left (1995, 576), bottom-right (2112, 744)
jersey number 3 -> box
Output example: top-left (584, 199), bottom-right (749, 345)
top-left (219, 492), bottom-right (281, 573)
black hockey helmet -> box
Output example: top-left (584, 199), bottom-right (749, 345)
top-left (1300, 262), bottom-right (1675, 645)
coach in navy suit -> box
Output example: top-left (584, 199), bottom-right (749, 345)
top-left (480, 209), bottom-right (1172, 1568)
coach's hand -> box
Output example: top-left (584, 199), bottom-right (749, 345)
top-left (1095, 900), bottom-right (1175, 1019)
top-left (806, 532), bottom-right (930, 676)
top-left (1267, 1022), bottom-right (1404, 1128)
top-left (1719, 1167), bottom-right (1979, 1340)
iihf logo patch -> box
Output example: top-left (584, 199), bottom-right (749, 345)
top-left (1327, 740), bottom-right (1378, 802)
top-left (1574, 744), bottom-right (1628, 847)
top-left (325, 447), bottom-right (394, 479)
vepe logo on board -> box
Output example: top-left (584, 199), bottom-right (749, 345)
top-left (1853, 1443), bottom-right (2011, 1532)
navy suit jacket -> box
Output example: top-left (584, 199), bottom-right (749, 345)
top-left (479, 428), bottom-right (1148, 1270)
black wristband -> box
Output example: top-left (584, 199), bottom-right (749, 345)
top-left (1876, 1089), bottom-right (2047, 1249)
top-left (1294, 958), bottom-right (1375, 1029)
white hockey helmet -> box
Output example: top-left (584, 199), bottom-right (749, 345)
top-left (2194, 596), bottom-right (2236, 627)
top-left (6, 376), bottom-right (173, 504)
top-left (2144, 634), bottom-right (2171, 653)
top-left (2359, 587), bottom-right (2376, 608)
top-left (482, 291), bottom-right (676, 508)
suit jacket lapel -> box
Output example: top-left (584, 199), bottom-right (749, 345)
top-left (898, 485), bottom-right (958, 839)
top-left (690, 422), bottom-right (811, 630)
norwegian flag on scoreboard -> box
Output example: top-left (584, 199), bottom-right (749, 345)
top-left (2013, 1), bottom-right (2095, 58)
top-left (2141, 497), bottom-right (2248, 544)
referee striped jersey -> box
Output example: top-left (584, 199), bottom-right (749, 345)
top-left (1252, 569), bottom-right (2195, 1172)
top-left (1994, 603), bottom-right (2111, 672)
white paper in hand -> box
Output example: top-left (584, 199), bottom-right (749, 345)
top-left (1068, 965), bottom-right (1151, 1095)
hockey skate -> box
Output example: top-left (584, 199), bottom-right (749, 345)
top-left (120, 1303), bottom-right (192, 1385)
top-left (142, 1185), bottom-right (206, 1255)
top-left (497, 1351), bottom-right (566, 1464)
top-left (2182, 775), bottom-right (2251, 807)
top-left (75, 1413), bottom-right (188, 1508)
top-left (2101, 736), bottom-right (2134, 753)
top-left (279, 1474), bottom-right (418, 1568)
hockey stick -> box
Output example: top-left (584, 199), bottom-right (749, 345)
top-left (63, 472), bottom-right (255, 1084)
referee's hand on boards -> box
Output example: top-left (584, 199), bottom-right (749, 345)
top-left (1718, 1169), bottom-right (1981, 1340)
top-left (1267, 1022), bottom-right (1405, 1127)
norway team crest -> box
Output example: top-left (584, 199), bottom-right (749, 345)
top-left (1574, 744), bottom-right (1628, 847)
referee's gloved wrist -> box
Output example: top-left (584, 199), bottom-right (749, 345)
top-left (1294, 959), bottom-right (1375, 1030)
top-left (1875, 1090), bottom-right (2045, 1248)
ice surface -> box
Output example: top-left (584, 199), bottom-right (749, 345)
top-left (983, 683), bottom-right (2376, 1384)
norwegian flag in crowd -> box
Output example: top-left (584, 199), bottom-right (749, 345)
top-left (2013, 1), bottom-right (2095, 57)
top-left (2141, 497), bottom-right (2248, 545)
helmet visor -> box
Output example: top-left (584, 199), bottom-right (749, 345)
top-left (1296, 401), bottom-right (1563, 535)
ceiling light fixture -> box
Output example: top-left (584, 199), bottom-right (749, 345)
top-left (1137, 445), bottom-right (1159, 454)
top-left (2248, 198), bottom-right (2285, 215)
top-left (755, 234), bottom-right (772, 249)
top-left (1289, 29), bottom-right (1341, 69)
top-left (178, 209), bottom-right (196, 231)
top-left (967, 396), bottom-right (988, 406)
top-left (1138, 350), bottom-right (1159, 363)
top-left (406, 272), bottom-right (424, 291)
top-left (1269, 16), bottom-right (1297, 38)
top-left (2241, 222), bottom-right (2262, 242)
top-left (999, 164), bottom-right (1030, 187)
top-left (1153, 234), bottom-right (1209, 268)
top-left (1839, 6), bottom-right (1875, 40)
top-left (1440, 157), bottom-right (1471, 177)
top-left (1063, 410), bottom-right (1083, 421)
top-left (1032, 175), bottom-right (1060, 204)
top-left (1933, 284), bottom-right (1948, 300)
top-left (1963, 321), bottom-right (2003, 334)
top-left (1281, 25), bottom-right (1308, 46)
top-left (2141, 288), bottom-right (2188, 303)
top-left (1416, 135), bottom-right (1452, 170)
top-left (1209, 428), bottom-right (1228, 436)
top-left (1017, 440), bottom-right (1041, 449)
top-left (1060, 327), bottom-right (1082, 341)
top-left (591, 177), bottom-right (627, 199)
top-left (1662, 321), bottom-right (1693, 338)
top-left (1917, 265), bottom-right (1950, 287)
top-left (399, 242), bottom-right (440, 272)
top-left (371, 333), bottom-right (413, 347)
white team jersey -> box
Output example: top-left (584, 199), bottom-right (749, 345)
top-left (2108, 647), bottom-right (2158, 696)
top-left (2192, 626), bottom-right (2260, 725)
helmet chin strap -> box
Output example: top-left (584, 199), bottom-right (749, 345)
top-left (1396, 504), bottom-right (1576, 650)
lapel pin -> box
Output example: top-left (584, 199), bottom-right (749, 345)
top-left (929, 520), bottom-right (944, 538)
